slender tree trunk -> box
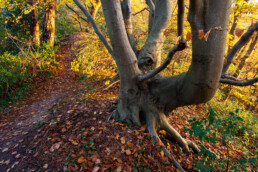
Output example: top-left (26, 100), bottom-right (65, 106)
top-left (233, 35), bottom-right (258, 77)
top-left (29, 0), bottom-right (40, 45)
top-left (42, 0), bottom-right (56, 47)
top-left (121, 0), bottom-right (137, 53)
top-left (221, 34), bottom-right (258, 100)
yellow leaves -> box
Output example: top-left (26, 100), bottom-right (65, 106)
top-left (235, 28), bottom-right (244, 37)
top-left (186, 32), bottom-right (192, 41)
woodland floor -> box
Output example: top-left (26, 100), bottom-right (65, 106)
top-left (0, 33), bottom-right (252, 172)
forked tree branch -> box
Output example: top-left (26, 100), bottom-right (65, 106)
top-left (137, 42), bottom-right (186, 83)
top-left (73, 0), bottom-right (115, 58)
top-left (222, 22), bottom-right (258, 75)
top-left (220, 77), bottom-right (258, 86)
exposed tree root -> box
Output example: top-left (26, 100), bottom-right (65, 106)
top-left (108, 101), bottom-right (200, 172)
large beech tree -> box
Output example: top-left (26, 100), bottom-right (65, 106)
top-left (73, 0), bottom-right (258, 170)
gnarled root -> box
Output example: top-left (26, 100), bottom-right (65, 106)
top-left (144, 111), bottom-right (200, 172)
top-left (160, 114), bottom-right (200, 153)
top-left (146, 113), bottom-right (185, 172)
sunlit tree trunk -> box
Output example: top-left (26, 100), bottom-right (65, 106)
top-left (29, 0), bottom-right (40, 45)
top-left (42, 0), bottom-right (56, 47)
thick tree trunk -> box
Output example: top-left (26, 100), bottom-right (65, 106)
top-left (29, 0), bottom-right (40, 45)
top-left (101, 0), bottom-right (231, 155)
top-left (42, 0), bottom-right (56, 47)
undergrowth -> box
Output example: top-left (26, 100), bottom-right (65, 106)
top-left (0, 42), bottom-right (58, 107)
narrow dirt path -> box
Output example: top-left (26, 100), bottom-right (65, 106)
top-left (0, 33), bottom-right (88, 171)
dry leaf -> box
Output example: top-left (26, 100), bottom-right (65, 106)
top-left (125, 149), bottom-right (131, 155)
top-left (224, 58), bottom-right (227, 64)
top-left (116, 166), bottom-right (122, 172)
top-left (127, 142), bottom-right (133, 147)
top-left (78, 156), bottom-right (84, 163)
top-left (72, 140), bottom-right (78, 145)
top-left (186, 32), bottom-right (192, 41)
top-left (2, 148), bottom-right (8, 152)
top-left (235, 28), bottom-right (244, 37)
top-left (176, 36), bottom-right (182, 43)
top-left (50, 142), bottom-right (61, 152)
top-left (120, 137), bottom-right (125, 144)
top-left (199, 30), bottom-right (204, 39)
top-left (43, 164), bottom-right (48, 169)
top-left (213, 26), bottom-right (223, 31)
top-left (92, 166), bottom-right (100, 172)
top-left (204, 29), bottom-right (211, 41)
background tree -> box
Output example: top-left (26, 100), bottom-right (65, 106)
top-left (43, 0), bottom-right (57, 47)
top-left (29, 0), bottom-right (40, 45)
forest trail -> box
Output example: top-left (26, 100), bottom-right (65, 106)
top-left (0, 33), bottom-right (88, 171)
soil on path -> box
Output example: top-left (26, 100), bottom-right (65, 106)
top-left (0, 33), bottom-right (88, 171)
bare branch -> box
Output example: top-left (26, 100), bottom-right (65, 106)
top-left (73, 0), bottom-right (115, 58)
top-left (220, 77), bottom-right (258, 86)
top-left (66, 4), bottom-right (88, 22)
top-left (137, 42), bottom-right (186, 83)
top-left (222, 22), bottom-right (258, 75)
top-left (221, 75), bottom-right (253, 81)
top-left (133, 8), bottom-right (149, 16)
top-left (177, 0), bottom-right (185, 40)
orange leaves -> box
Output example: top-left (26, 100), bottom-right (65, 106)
top-left (199, 30), bottom-right (204, 40)
top-left (198, 29), bottom-right (211, 41)
top-left (186, 32), bottom-right (192, 41)
top-left (204, 29), bottom-right (211, 41)
top-left (77, 156), bottom-right (84, 163)
top-left (127, 142), bottom-right (133, 147)
top-left (235, 28), bottom-right (244, 37)
top-left (125, 149), bottom-right (131, 155)
top-left (224, 58), bottom-right (227, 64)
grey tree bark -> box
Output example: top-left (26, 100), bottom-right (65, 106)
top-left (75, 0), bottom-right (237, 170)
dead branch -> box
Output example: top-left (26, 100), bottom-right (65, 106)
top-left (66, 4), bottom-right (88, 22)
top-left (133, 7), bottom-right (149, 16)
